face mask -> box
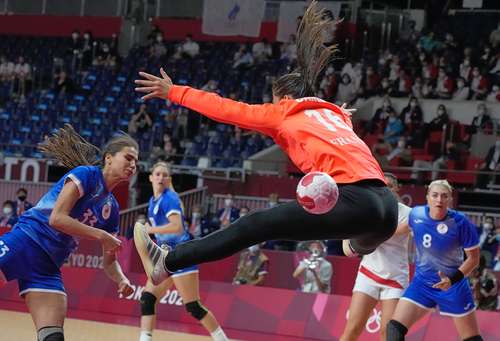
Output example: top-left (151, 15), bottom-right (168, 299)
top-left (438, 109), bottom-right (444, 115)
top-left (310, 249), bottom-right (321, 257)
top-left (224, 199), bottom-right (233, 207)
top-left (342, 78), bottom-right (350, 84)
top-left (382, 81), bottom-right (389, 87)
top-left (248, 245), bottom-right (259, 253)
top-left (483, 223), bottom-right (493, 229)
top-left (192, 212), bottom-right (200, 219)
top-left (473, 71), bottom-right (479, 77)
top-left (464, 60), bottom-right (470, 67)
top-left (18, 195), bottom-right (26, 201)
top-left (72, 33), bottom-right (78, 39)
top-left (478, 109), bottom-right (486, 115)
top-left (389, 117), bottom-right (396, 123)
top-left (84, 34), bottom-right (90, 39)
top-left (2, 207), bottom-right (12, 215)
top-left (410, 102), bottom-right (417, 108)
top-left (397, 141), bottom-right (405, 148)
top-left (457, 82), bottom-right (464, 88)
top-left (493, 86), bottom-right (499, 92)
top-left (269, 201), bottom-right (277, 208)
top-left (156, 36), bottom-right (163, 42)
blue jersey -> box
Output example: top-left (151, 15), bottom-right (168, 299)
top-left (147, 188), bottom-right (191, 247)
top-left (409, 205), bottom-right (479, 285)
top-left (16, 166), bottom-right (120, 268)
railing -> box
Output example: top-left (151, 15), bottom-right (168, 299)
top-left (118, 186), bottom-right (207, 236)
top-left (211, 193), bottom-right (292, 213)
top-left (0, 180), bottom-right (53, 205)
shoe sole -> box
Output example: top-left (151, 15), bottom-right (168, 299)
top-left (133, 222), bottom-right (155, 279)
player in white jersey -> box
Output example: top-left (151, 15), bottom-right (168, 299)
top-left (341, 173), bottom-right (411, 341)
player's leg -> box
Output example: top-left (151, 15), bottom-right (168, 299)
top-left (340, 291), bottom-right (378, 341)
top-left (452, 311), bottom-right (482, 341)
top-left (380, 298), bottom-right (399, 341)
top-left (174, 271), bottom-right (228, 341)
top-left (387, 299), bottom-right (429, 341)
top-left (25, 292), bottom-right (67, 341)
top-left (139, 277), bottom-right (172, 341)
top-left (137, 182), bottom-right (397, 274)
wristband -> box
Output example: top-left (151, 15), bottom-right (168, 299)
top-left (449, 270), bottom-right (464, 285)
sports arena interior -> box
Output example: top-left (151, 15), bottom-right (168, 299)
top-left (0, 0), bottom-right (499, 340)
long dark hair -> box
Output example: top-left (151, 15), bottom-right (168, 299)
top-left (272, 0), bottom-right (339, 99)
top-left (38, 124), bottom-right (138, 168)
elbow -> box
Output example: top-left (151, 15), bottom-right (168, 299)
top-left (49, 212), bottom-right (61, 228)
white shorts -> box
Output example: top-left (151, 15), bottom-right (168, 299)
top-left (353, 271), bottom-right (405, 301)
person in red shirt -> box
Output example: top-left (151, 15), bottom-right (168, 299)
top-left (133, 1), bottom-right (398, 284)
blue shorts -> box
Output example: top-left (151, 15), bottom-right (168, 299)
top-left (0, 228), bottom-right (65, 296)
top-left (402, 275), bottom-right (475, 316)
top-left (158, 241), bottom-right (198, 278)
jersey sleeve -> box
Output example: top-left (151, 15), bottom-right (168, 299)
top-left (168, 85), bottom-right (285, 136)
top-left (65, 166), bottom-right (94, 199)
top-left (161, 192), bottom-right (183, 219)
top-left (459, 216), bottom-right (480, 251)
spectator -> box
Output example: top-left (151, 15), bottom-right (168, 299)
top-left (411, 141), bottom-right (459, 182)
top-left (411, 77), bottom-right (424, 98)
top-left (369, 96), bottom-right (393, 133)
top-left (371, 134), bottom-right (392, 168)
top-left (267, 193), bottom-right (279, 208)
top-left (216, 194), bottom-right (240, 229)
top-left (53, 71), bottom-right (74, 96)
top-left (428, 104), bottom-right (450, 131)
top-left (188, 204), bottom-right (204, 238)
top-left (293, 241), bottom-right (332, 294)
top-left (386, 136), bottom-right (412, 166)
top-left (128, 104), bottom-right (153, 136)
top-left (436, 68), bottom-right (454, 99)
top-left (233, 243), bottom-right (269, 286)
top-left (201, 79), bottom-right (219, 93)
top-left (180, 34), bottom-right (200, 58)
top-left (252, 38), bottom-right (272, 63)
top-left (281, 34), bottom-right (297, 62)
top-left (472, 266), bottom-right (498, 311)
top-left (335, 73), bottom-right (357, 105)
top-left (419, 31), bottom-right (439, 53)
top-left (489, 22), bottom-right (500, 48)
top-left (486, 84), bottom-right (500, 102)
top-left (0, 200), bottom-right (17, 228)
top-left (469, 103), bottom-right (495, 135)
top-left (81, 31), bottom-right (93, 68)
top-left (0, 55), bottom-right (14, 82)
top-left (14, 187), bottom-right (33, 216)
top-left (479, 216), bottom-right (496, 247)
top-left (362, 65), bottom-right (381, 97)
top-left (453, 77), bottom-right (470, 100)
top-left (233, 44), bottom-right (253, 69)
top-left (68, 30), bottom-right (81, 55)
top-left (470, 67), bottom-right (490, 100)
top-left (477, 135), bottom-right (500, 189)
top-left (173, 107), bottom-right (189, 140)
top-left (399, 96), bottom-right (423, 128)
top-left (13, 56), bottom-right (31, 97)
top-left (238, 206), bottom-right (249, 217)
top-left (151, 33), bottom-right (167, 58)
top-left (384, 110), bottom-right (404, 146)
top-left (459, 57), bottom-right (472, 81)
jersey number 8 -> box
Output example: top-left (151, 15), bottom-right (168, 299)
top-left (422, 233), bottom-right (432, 248)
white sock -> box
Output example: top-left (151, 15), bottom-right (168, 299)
top-left (210, 326), bottom-right (229, 341)
top-left (139, 330), bottom-right (153, 341)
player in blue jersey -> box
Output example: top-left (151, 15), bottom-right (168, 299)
top-left (387, 180), bottom-right (483, 341)
top-left (136, 162), bottom-right (228, 341)
top-left (0, 125), bottom-right (139, 341)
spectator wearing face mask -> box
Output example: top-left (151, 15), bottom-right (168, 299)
top-left (470, 67), bottom-right (490, 100)
top-left (428, 104), bottom-right (450, 131)
top-left (399, 97), bottom-right (423, 128)
top-left (336, 73), bottom-right (357, 105)
top-left (467, 103), bottom-right (494, 137)
top-left (188, 205), bottom-right (204, 239)
top-left (384, 111), bottom-right (404, 146)
top-left (476, 135), bottom-right (500, 189)
top-left (481, 218), bottom-right (498, 267)
top-left (453, 77), bottom-right (470, 100)
top-left (216, 194), bottom-right (240, 229)
top-left (0, 200), bottom-right (17, 228)
top-left (233, 243), bottom-right (269, 286)
top-left (14, 187), bottom-right (33, 216)
top-left (486, 84), bottom-right (500, 102)
top-left (293, 241), bottom-right (332, 294)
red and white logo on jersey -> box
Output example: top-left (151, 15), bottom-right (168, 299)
top-left (102, 203), bottom-right (111, 220)
top-left (437, 223), bottom-right (448, 234)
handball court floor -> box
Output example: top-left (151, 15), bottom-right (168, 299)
top-left (0, 301), bottom-right (309, 341)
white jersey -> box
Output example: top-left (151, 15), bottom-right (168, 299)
top-left (358, 202), bottom-right (411, 289)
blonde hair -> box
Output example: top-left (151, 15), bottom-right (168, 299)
top-left (428, 179), bottom-right (453, 194)
top-left (150, 161), bottom-right (175, 192)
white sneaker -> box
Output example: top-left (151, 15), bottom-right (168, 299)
top-left (342, 239), bottom-right (359, 257)
top-left (133, 222), bottom-right (170, 285)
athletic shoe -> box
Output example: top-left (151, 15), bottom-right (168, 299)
top-left (133, 222), bottom-right (170, 285)
top-left (342, 239), bottom-right (359, 257)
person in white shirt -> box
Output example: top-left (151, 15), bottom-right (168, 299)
top-left (0, 56), bottom-right (15, 81)
top-left (13, 56), bottom-right (31, 79)
top-left (453, 77), bottom-right (470, 100)
top-left (341, 173), bottom-right (411, 341)
top-left (181, 34), bottom-right (199, 58)
top-left (252, 39), bottom-right (272, 63)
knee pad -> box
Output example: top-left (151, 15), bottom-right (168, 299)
top-left (140, 291), bottom-right (157, 316)
top-left (463, 336), bottom-right (483, 341)
top-left (38, 326), bottom-right (64, 341)
top-left (185, 300), bottom-right (208, 320)
top-left (386, 320), bottom-right (408, 341)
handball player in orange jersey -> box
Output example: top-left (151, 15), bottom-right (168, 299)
top-left (133, 1), bottom-right (398, 284)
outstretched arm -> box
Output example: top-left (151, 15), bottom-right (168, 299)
top-left (135, 68), bottom-right (284, 135)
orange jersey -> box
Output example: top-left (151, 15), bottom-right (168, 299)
top-left (168, 85), bottom-right (385, 184)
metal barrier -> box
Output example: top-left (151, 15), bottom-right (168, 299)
top-left (211, 193), bottom-right (292, 213)
top-left (0, 180), bottom-right (53, 206)
top-left (118, 186), bottom-right (207, 236)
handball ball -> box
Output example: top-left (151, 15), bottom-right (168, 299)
top-left (296, 172), bottom-right (339, 214)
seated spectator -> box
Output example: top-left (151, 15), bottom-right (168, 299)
top-left (411, 77), bottom-right (424, 98)
top-left (293, 241), bottom-right (332, 294)
top-left (217, 194), bottom-right (240, 229)
top-left (468, 103), bottom-right (495, 136)
top-left (362, 65), bottom-right (381, 97)
top-left (452, 77), bottom-right (470, 100)
top-left (13, 56), bottom-right (31, 97)
top-left (386, 137), bottom-right (412, 166)
top-left (81, 31), bottom-right (94, 68)
top-left (180, 34), bottom-right (199, 58)
top-left (459, 57), bottom-right (472, 81)
top-left (419, 31), bottom-right (439, 53)
top-left (233, 243), bottom-right (269, 286)
top-left (369, 96), bottom-right (393, 133)
top-left (0, 55), bottom-right (14, 82)
top-left (371, 135), bottom-right (392, 168)
top-left (384, 111), bottom-right (404, 146)
top-left (436, 68), bottom-right (454, 99)
top-left (393, 68), bottom-right (412, 97)
top-left (233, 44), bottom-right (253, 69)
top-left (151, 33), bottom-right (167, 58)
top-left (252, 38), bottom-right (272, 63)
top-left (280, 34), bottom-right (297, 62)
top-left (267, 193), bottom-right (279, 208)
top-left (489, 22), bottom-right (500, 48)
top-left (68, 30), bottom-right (82, 55)
top-left (128, 104), bottom-right (153, 136)
top-left (411, 141), bottom-right (459, 182)
top-left (428, 104), bottom-right (449, 131)
top-left (188, 204), bottom-right (204, 239)
top-left (53, 71), bottom-right (74, 96)
top-left (201, 79), bottom-right (219, 93)
top-left (14, 187), bottom-right (33, 216)
top-left (470, 67), bottom-right (489, 100)
top-left (481, 219), bottom-right (498, 267)
top-left (0, 200), bottom-right (17, 228)
top-left (399, 96), bottom-right (423, 129)
top-left (486, 84), bottom-right (500, 102)
top-left (335, 73), bottom-right (357, 105)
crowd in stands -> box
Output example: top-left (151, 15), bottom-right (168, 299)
top-left (0, 187), bottom-right (33, 229)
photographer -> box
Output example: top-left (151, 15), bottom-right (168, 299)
top-left (233, 243), bottom-right (269, 286)
top-left (128, 104), bottom-right (153, 137)
top-left (293, 241), bottom-right (332, 294)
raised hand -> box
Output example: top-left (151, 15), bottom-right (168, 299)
top-left (135, 68), bottom-right (173, 101)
